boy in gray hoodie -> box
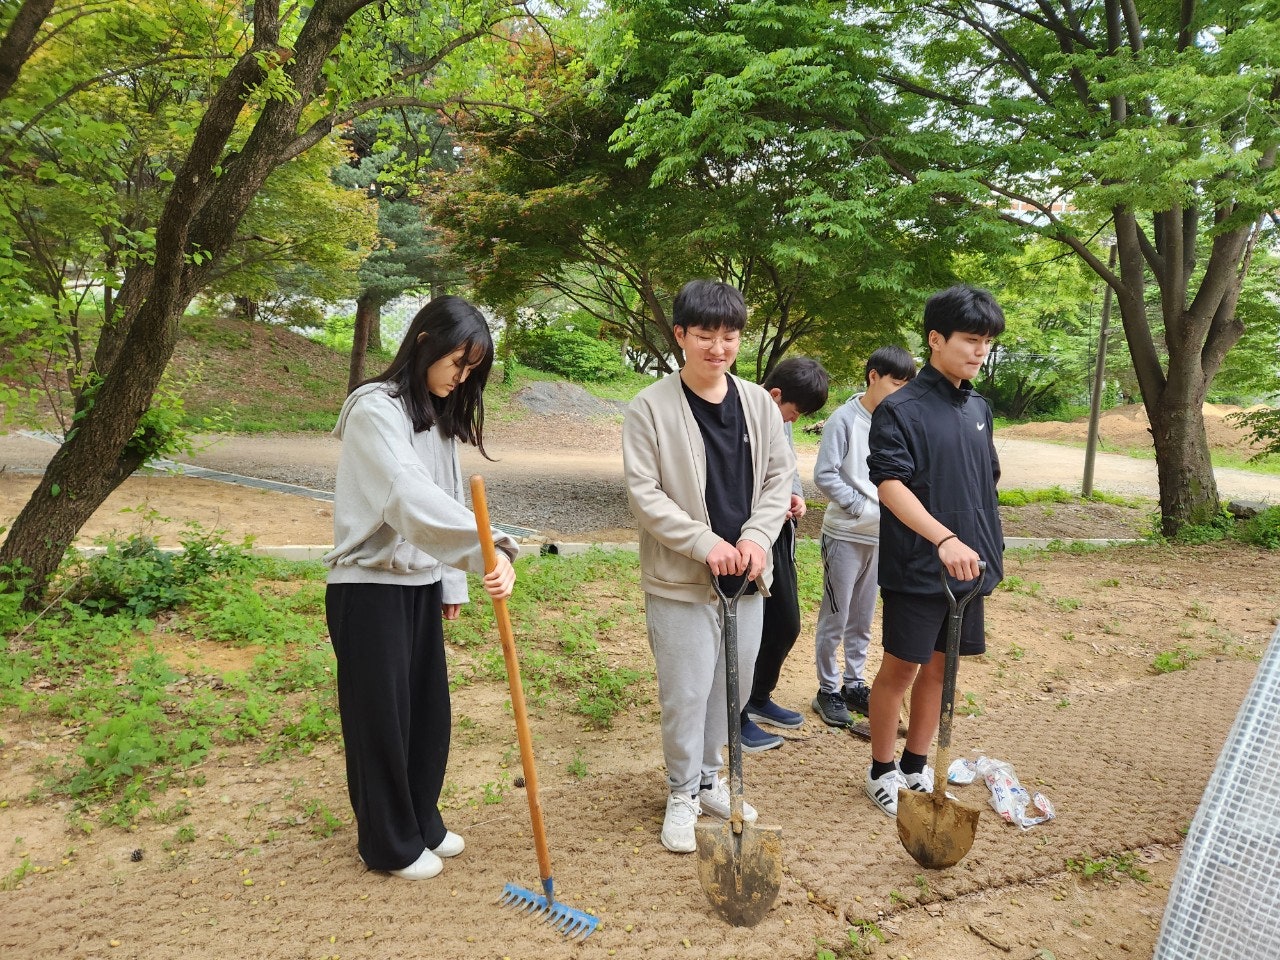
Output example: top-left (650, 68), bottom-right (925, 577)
top-left (810, 346), bottom-right (917, 727)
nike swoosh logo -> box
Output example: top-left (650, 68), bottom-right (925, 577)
top-left (977, 422), bottom-right (986, 431)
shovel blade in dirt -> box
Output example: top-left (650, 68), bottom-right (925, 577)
top-left (896, 562), bottom-right (987, 870)
top-left (695, 818), bottom-right (783, 927)
top-left (896, 786), bottom-right (981, 870)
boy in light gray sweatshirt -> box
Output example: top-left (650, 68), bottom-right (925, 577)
top-left (810, 346), bottom-right (917, 727)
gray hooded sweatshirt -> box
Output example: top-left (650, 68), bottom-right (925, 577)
top-left (813, 393), bottom-right (879, 545)
top-left (323, 382), bottom-right (517, 602)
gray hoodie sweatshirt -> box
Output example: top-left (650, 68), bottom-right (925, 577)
top-left (323, 382), bottom-right (517, 601)
top-left (813, 393), bottom-right (879, 544)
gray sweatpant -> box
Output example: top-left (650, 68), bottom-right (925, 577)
top-left (814, 536), bottom-right (878, 692)
top-left (645, 591), bottom-right (764, 796)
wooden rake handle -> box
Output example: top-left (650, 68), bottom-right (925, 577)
top-left (470, 475), bottom-right (553, 889)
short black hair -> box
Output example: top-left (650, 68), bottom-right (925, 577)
top-left (762, 357), bottom-right (829, 414)
top-left (672, 279), bottom-right (747, 332)
top-left (923, 285), bottom-right (1006, 342)
top-left (865, 345), bottom-right (917, 385)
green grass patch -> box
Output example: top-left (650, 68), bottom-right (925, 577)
top-left (1066, 851), bottom-right (1151, 883)
top-left (447, 547), bottom-right (651, 729)
top-left (998, 486), bottom-right (1144, 508)
top-left (1, 527), bottom-right (339, 826)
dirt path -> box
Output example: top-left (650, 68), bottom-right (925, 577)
top-left (3, 423), bottom-right (1276, 548)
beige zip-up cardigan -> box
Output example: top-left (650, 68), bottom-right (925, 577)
top-left (622, 371), bottom-right (796, 604)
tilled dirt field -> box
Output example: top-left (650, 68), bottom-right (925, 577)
top-left (1, 405), bottom-right (1278, 960)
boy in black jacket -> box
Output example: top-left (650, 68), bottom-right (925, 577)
top-left (862, 285), bottom-right (1006, 816)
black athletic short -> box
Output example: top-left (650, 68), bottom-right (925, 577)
top-left (881, 588), bottom-right (986, 665)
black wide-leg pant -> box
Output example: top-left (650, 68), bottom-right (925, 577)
top-left (750, 519), bottom-right (800, 703)
top-left (326, 581), bottom-right (450, 870)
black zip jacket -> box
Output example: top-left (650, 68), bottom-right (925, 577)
top-left (867, 364), bottom-right (1004, 596)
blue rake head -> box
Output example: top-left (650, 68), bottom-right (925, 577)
top-left (500, 882), bottom-right (599, 940)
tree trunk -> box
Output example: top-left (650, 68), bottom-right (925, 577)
top-left (1, 439), bottom-right (148, 595)
top-left (368, 308), bottom-right (382, 354)
top-left (234, 295), bottom-right (259, 322)
top-left (0, 0), bottom-right (371, 603)
top-left (0, 0), bottom-right (55, 103)
top-left (348, 292), bottom-right (378, 393)
top-left (1148, 390), bottom-right (1220, 537)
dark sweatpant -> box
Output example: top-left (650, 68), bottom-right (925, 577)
top-left (749, 519), bottom-right (800, 704)
top-left (326, 581), bottom-right (450, 871)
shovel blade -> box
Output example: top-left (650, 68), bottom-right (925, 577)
top-left (695, 819), bottom-right (783, 927)
top-left (896, 787), bottom-right (980, 870)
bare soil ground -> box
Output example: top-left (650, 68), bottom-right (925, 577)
top-left (2, 403), bottom-right (1279, 960)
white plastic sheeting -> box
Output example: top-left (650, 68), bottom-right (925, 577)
top-left (1153, 622), bottom-right (1280, 959)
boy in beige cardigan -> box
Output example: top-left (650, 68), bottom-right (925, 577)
top-left (622, 279), bottom-right (794, 853)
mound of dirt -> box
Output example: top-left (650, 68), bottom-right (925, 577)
top-left (511, 380), bottom-right (627, 418)
top-left (1001, 402), bottom-right (1263, 454)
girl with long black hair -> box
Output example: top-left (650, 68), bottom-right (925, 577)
top-left (324, 295), bottom-right (518, 880)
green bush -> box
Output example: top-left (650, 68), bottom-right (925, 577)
top-left (517, 328), bottom-right (624, 382)
top-left (1239, 506), bottom-right (1280, 550)
top-left (63, 524), bottom-right (256, 617)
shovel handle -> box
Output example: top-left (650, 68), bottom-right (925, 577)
top-left (712, 575), bottom-right (751, 832)
top-left (935, 561), bottom-right (986, 762)
top-left (471, 475), bottom-right (554, 891)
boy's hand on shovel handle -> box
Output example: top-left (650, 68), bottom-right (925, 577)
top-left (938, 537), bottom-right (982, 582)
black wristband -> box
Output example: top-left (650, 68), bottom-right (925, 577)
top-left (936, 534), bottom-right (957, 549)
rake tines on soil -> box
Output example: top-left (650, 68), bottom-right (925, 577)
top-left (500, 881), bottom-right (599, 940)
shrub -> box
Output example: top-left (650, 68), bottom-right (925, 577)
top-left (517, 327), bottom-right (624, 382)
top-left (1239, 506), bottom-right (1280, 550)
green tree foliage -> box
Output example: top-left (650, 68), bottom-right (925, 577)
top-left (429, 53), bottom-right (707, 373)
top-left (1210, 246), bottom-right (1280, 403)
top-left (204, 137), bottom-right (377, 327)
top-left (607, 0), bottom-right (1002, 378)
top-left (432, 4), bottom-right (971, 380)
top-left (614, 0), bottom-right (1280, 534)
top-left (331, 113), bottom-right (463, 387)
top-left (872, 0), bottom-right (1280, 533)
top-left (0, 0), bottom-right (552, 601)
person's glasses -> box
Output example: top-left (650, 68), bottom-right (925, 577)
top-left (687, 331), bottom-right (741, 349)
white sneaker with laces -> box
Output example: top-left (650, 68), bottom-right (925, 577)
top-left (864, 764), bottom-right (907, 817)
top-left (902, 765), bottom-right (935, 793)
top-left (661, 792), bottom-right (701, 853)
top-left (697, 777), bottom-right (759, 823)
top-left (431, 830), bottom-right (465, 858)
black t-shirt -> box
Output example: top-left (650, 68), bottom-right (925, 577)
top-left (682, 378), bottom-right (757, 596)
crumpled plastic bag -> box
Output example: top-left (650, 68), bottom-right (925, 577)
top-left (973, 756), bottom-right (1056, 829)
top-left (947, 757), bottom-right (977, 784)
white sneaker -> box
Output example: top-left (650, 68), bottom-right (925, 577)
top-left (390, 846), bottom-right (443, 880)
top-left (431, 830), bottom-right (465, 858)
top-left (661, 792), bottom-right (701, 853)
top-left (864, 764), bottom-right (907, 818)
top-left (697, 777), bottom-right (759, 823)
top-left (902, 766), bottom-right (935, 793)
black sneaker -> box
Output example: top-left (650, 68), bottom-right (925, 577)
top-left (811, 690), bottom-right (852, 727)
top-left (842, 681), bottom-right (871, 718)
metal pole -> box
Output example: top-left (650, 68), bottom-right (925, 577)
top-left (1082, 244), bottom-right (1117, 497)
